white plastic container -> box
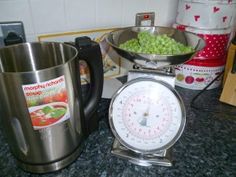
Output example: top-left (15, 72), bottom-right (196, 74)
top-left (176, 0), bottom-right (236, 29)
top-left (175, 64), bottom-right (224, 90)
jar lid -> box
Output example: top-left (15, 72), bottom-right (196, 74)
top-left (173, 23), bottom-right (232, 34)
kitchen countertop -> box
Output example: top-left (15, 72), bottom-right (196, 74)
top-left (0, 86), bottom-right (236, 177)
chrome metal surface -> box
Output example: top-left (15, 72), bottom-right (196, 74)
top-left (109, 77), bottom-right (186, 154)
top-left (135, 12), bottom-right (155, 26)
top-left (17, 142), bottom-right (84, 173)
top-left (0, 42), bottom-right (85, 173)
top-left (106, 26), bottom-right (205, 68)
top-left (111, 139), bottom-right (172, 167)
top-left (127, 69), bottom-right (176, 87)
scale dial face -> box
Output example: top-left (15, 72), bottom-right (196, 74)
top-left (109, 78), bottom-right (186, 154)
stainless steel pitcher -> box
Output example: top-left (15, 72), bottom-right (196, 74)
top-left (0, 40), bottom-right (103, 173)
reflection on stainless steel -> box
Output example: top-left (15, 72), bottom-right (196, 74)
top-left (106, 26), bottom-right (205, 68)
top-left (111, 139), bottom-right (172, 167)
top-left (0, 42), bottom-right (84, 173)
top-left (107, 27), bottom-right (196, 166)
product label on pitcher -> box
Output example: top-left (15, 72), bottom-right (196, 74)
top-left (22, 76), bottom-right (70, 130)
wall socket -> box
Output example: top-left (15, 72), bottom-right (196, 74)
top-left (0, 21), bottom-right (26, 47)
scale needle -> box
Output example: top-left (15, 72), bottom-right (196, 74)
top-left (139, 106), bottom-right (150, 127)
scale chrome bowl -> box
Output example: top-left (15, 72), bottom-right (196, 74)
top-left (106, 26), bottom-right (205, 67)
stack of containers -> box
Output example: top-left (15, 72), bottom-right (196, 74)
top-left (173, 0), bottom-right (236, 90)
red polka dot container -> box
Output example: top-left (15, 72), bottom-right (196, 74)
top-left (196, 33), bottom-right (230, 59)
top-left (173, 23), bottom-right (231, 60)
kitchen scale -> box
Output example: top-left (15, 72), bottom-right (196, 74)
top-left (106, 13), bottom-right (205, 166)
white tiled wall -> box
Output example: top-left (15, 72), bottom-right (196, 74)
top-left (0, 0), bottom-right (179, 42)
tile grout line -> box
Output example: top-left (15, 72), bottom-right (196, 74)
top-left (27, 0), bottom-right (37, 41)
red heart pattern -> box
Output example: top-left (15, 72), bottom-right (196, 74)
top-left (213, 6), bottom-right (220, 13)
top-left (194, 15), bottom-right (200, 21)
top-left (223, 16), bottom-right (227, 22)
top-left (185, 4), bottom-right (191, 10)
top-left (176, 24), bottom-right (186, 31)
top-left (176, 0), bottom-right (233, 29)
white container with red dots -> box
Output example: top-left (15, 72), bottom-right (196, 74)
top-left (173, 23), bottom-right (232, 60)
top-left (176, 0), bottom-right (236, 29)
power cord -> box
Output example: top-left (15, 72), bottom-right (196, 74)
top-left (190, 71), bottom-right (236, 117)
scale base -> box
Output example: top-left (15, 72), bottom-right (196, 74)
top-left (111, 139), bottom-right (173, 167)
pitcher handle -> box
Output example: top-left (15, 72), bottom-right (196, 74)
top-left (75, 37), bottom-right (104, 119)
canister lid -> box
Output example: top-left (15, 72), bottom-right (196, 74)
top-left (179, 0), bottom-right (236, 4)
top-left (185, 58), bottom-right (226, 67)
top-left (173, 23), bottom-right (232, 34)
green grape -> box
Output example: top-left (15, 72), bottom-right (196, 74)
top-left (119, 31), bottom-right (194, 55)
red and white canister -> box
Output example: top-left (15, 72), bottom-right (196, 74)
top-left (175, 63), bottom-right (225, 90)
top-left (173, 23), bottom-right (232, 60)
top-left (172, 24), bottom-right (230, 89)
top-left (175, 55), bottom-right (226, 90)
top-left (176, 0), bottom-right (236, 29)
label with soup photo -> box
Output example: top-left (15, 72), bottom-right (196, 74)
top-left (22, 76), bottom-right (70, 130)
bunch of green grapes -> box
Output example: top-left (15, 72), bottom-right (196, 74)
top-left (119, 31), bottom-right (194, 55)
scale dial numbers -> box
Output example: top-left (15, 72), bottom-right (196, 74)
top-left (123, 92), bottom-right (172, 140)
top-left (109, 78), bottom-right (186, 153)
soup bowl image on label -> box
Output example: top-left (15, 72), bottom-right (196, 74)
top-left (29, 102), bottom-right (70, 130)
